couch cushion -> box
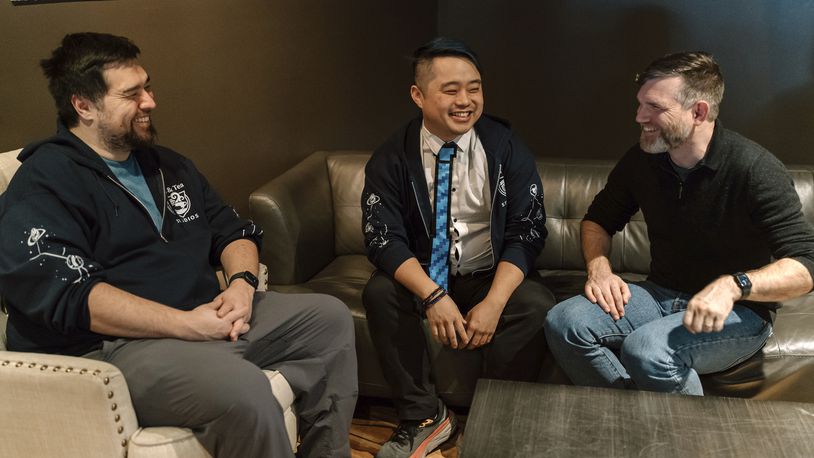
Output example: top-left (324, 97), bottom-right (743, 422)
top-left (272, 254), bottom-right (374, 318)
top-left (128, 427), bottom-right (210, 458)
top-left (329, 153), bottom-right (370, 256)
top-left (537, 159), bottom-right (649, 274)
top-left (788, 167), bottom-right (814, 225)
top-left (702, 293), bottom-right (814, 402)
top-left (539, 269), bottom-right (648, 303)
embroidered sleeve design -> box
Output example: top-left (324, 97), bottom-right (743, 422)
top-left (24, 227), bottom-right (94, 284)
top-left (520, 183), bottom-right (545, 242)
top-left (363, 193), bottom-right (390, 248)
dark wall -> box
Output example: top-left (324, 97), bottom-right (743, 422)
top-left (0, 0), bottom-right (435, 213)
top-left (5, 0), bottom-right (812, 214)
top-left (439, 0), bottom-right (814, 164)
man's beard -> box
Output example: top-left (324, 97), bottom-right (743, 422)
top-left (101, 121), bottom-right (157, 152)
top-left (640, 119), bottom-right (692, 154)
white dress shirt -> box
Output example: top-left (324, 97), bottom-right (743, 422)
top-left (421, 124), bottom-right (493, 276)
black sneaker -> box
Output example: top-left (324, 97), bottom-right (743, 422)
top-left (376, 399), bottom-right (457, 458)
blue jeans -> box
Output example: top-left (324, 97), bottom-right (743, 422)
top-left (544, 281), bottom-right (771, 394)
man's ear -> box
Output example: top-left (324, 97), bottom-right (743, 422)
top-left (692, 100), bottom-right (710, 124)
top-left (410, 84), bottom-right (424, 110)
top-left (71, 94), bottom-right (97, 123)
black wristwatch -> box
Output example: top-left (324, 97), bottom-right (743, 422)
top-left (732, 272), bottom-right (752, 299)
top-left (229, 271), bottom-right (259, 290)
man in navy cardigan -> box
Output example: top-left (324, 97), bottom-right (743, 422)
top-left (361, 37), bottom-right (551, 458)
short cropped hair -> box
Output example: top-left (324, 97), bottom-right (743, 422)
top-left (412, 37), bottom-right (481, 88)
top-left (636, 51), bottom-right (725, 120)
top-left (40, 32), bottom-right (141, 127)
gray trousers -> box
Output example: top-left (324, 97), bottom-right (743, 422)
top-left (84, 292), bottom-right (358, 458)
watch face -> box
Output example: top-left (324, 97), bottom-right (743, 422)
top-left (733, 272), bottom-right (752, 297)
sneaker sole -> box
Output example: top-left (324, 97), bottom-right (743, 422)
top-left (409, 411), bottom-right (456, 458)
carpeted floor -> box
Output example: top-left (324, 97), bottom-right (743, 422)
top-left (350, 397), bottom-right (466, 457)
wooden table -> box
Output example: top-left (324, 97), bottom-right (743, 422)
top-left (462, 380), bottom-right (814, 457)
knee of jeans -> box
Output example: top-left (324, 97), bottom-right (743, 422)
top-left (544, 300), bottom-right (592, 346)
top-left (620, 331), bottom-right (671, 376)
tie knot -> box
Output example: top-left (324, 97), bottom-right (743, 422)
top-left (438, 142), bottom-right (457, 161)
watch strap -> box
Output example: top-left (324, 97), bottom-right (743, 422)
top-left (229, 271), bottom-right (259, 289)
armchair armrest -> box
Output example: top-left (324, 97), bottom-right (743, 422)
top-left (250, 151), bottom-right (336, 284)
top-left (0, 351), bottom-right (139, 458)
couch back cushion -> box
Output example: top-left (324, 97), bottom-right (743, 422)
top-left (325, 152), bottom-right (814, 274)
top-left (536, 159), bottom-right (650, 273)
top-left (328, 153), bottom-right (370, 255)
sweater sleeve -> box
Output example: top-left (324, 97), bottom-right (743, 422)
top-left (584, 148), bottom-right (641, 236)
top-left (361, 149), bottom-right (416, 276)
top-left (499, 134), bottom-right (547, 275)
top-left (746, 153), bottom-right (814, 282)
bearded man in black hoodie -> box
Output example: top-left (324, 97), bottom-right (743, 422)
top-left (0, 33), bottom-right (357, 458)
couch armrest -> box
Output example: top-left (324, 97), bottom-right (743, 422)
top-left (0, 351), bottom-right (139, 458)
top-left (250, 151), bottom-right (335, 284)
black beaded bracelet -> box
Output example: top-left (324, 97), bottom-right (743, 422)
top-left (421, 286), bottom-right (444, 306)
top-left (424, 289), bottom-right (447, 308)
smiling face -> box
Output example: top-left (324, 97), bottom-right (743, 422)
top-left (93, 63), bottom-right (157, 153)
top-left (635, 76), bottom-right (695, 154)
top-left (411, 56), bottom-right (483, 141)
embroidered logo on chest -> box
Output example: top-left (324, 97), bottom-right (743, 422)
top-left (166, 182), bottom-right (200, 223)
top-left (168, 190), bottom-right (191, 217)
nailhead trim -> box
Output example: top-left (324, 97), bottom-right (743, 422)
top-left (1, 358), bottom-right (130, 449)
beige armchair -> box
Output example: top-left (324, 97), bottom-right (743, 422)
top-left (0, 149), bottom-right (297, 457)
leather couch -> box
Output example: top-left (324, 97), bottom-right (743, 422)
top-left (0, 149), bottom-right (297, 458)
top-left (250, 150), bottom-right (814, 406)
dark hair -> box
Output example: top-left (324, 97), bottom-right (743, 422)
top-left (636, 51), bottom-right (725, 120)
top-left (40, 32), bottom-right (141, 127)
top-left (412, 37), bottom-right (481, 87)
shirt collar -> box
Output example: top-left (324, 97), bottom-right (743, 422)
top-left (695, 120), bottom-right (724, 171)
top-left (421, 123), bottom-right (470, 156)
top-left (650, 120), bottom-right (724, 174)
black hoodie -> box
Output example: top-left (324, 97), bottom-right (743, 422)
top-left (361, 114), bottom-right (547, 279)
top-left (0, 123), bottom-right (262, 355)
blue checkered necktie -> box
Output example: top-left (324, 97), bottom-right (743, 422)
top-left (428, 142), bottom-right (457, 290)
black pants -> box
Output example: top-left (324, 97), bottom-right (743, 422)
top-left (363, 269), bottom-right (553, 420)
